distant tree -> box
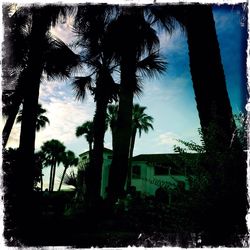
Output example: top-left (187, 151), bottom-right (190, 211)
top-left (41, 139), bottom-right (65, 192)
top-left (75, 121), bottom-right (94, 152)
top-left (106, 104), bottom-right (119, 149)
top-left (58, 150), bottom-right (78, 191)
top-left (34, 150), bottom-right (46, 191)
top-left (16, 103), bottom-right (50, 132)
top-left (127, 104), bottom-right (154, 188)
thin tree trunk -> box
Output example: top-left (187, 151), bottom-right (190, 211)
top-left (2, 88), bottom-right (23, 148)
top-left (51, 161), bottom-right (57, 192)
top-left (127, 129), bottom-right (137, 190)
top-left (40, 173), bottom-right (43, 192)
top-left (58, 166), bottom-right (68, 191)
top-left (49, 163), bottom-right (54, 192)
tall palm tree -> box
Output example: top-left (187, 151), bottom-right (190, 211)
top-left (76, 121), bottom-right (94, 152)
top-left (104, 6), bottom-right (167, 201)
top-left (41, 139), bottom-right (65, 192)
top-left (72, 5), bottom-right (119, 201)
top-left (127, 104), bottom-right (154, 188)
top-left (8, 5), bottom-right (78, 205)
top-left (58, 150), bottom-right (78, 191)
top-left (175, 5), bottom-right (236, 151)
top-left (2, 5), bottom-right (80, 237)
top-left (151, 4), bottom-right (247, 241)
top-left (16, 103), bottom-right (50, 132)
top-left (2, 5), bottom-right (80, 150)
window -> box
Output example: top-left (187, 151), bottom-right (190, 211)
top-left (132, 165), bottom-right (141, 179)
top-left (154, 165), bottom-right (169, 175)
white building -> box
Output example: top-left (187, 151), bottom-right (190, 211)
top-left (78, 149), bottom-right (191, 200)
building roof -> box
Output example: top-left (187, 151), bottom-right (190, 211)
top-left (132, 153), bottom-right (198, 174)
top-left (79, 148), bottom-right (112, 157)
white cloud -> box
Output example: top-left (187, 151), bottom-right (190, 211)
top-left (158, 131), bottom-right (179, 146)
top-left (36, 86), bottom-right (95, 149)
top-left (158, 26), bottom-right (186, 54)
top-left (50, 15), bottom-right (77, 46)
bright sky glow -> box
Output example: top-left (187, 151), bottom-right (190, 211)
top-left (4, 4), bottom-right (247, 190)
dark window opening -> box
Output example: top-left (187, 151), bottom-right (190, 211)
top-left (132, 165), bottom-right (141, 179)
top-left (154, 165), bottom-right (169, 175)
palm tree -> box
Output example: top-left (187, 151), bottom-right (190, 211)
top-left (72, 5), bottom-right (119, 201)
top-left (34, 151), bottom-right (46, 191)
top-left (127, 104), bottom-right (154, 188)
top-left (2, 5), bottom-right (80, 150)
top-left (16, 103), bottom-right (50, 132)
top-left (41, 139), bottom-right (65, 192)
top-left (176, 5), bottom-right (236, 152)
top-left (104, 6), bottom-right (167, 201)
top-left (4, 5), bottom-right (79, 206)
top-left (106, 104), bottom-right (119, 149)
top-left (76, 121), bottom-right (94, 152)
top-left (58, 150), bottom-right (78, 191)
top-left (2, 5), bottom-right (80, 236)
top-left (173, 5), bottom-right (247, 241)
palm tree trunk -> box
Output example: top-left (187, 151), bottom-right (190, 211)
top-left (185, 5), bottom-right (235, 151)
top-left (58, 166), bottom-right (68, 191)
top-left (127, 128), bottom-right (137, 190)
top-left (184, 5), bottom-right (247, 242)
top-left (2, 89), bottom-right (23, 148)
top-left (51, 162), bottom-right (57, 192)
top-left (40, 173), bottom-right (43, 192)
top-left (87, 98), bottom-right (108, 201)
top-left (49, 163), bottom-right (54, 192)
top-left (108, 52), bottom-right (136, 202)
top-left (17, 11), bottom-right (48, 236)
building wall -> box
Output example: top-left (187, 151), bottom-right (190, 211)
top-left (100, 152), bottom-right (112, 199)
top-left (78, 151), bottom-right (189, 199)
top-left (131, 161), bottom-right (189, 197)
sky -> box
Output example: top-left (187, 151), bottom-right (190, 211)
top-left (3, 3), bottom-right (248, 190)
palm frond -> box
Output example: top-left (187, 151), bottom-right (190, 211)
top-left (71, 76), bottom-right (93, 102)
top-left (63, 171), bottom-right (77, 188)
top-left (137, 51), bottom-right (167, 79)
top-left (145, 5), bottom-right (178, 34)
top-left (43, 34), bottom-right (82, 80)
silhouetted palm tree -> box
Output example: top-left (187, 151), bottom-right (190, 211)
top-left (104, 7), bottom-right (167, 201)
top-left (171, 5), bottom-right (247, 242)
top-left (127, 104), bottom-right (154, 188)
top-left (72, 5), bottom-right (119, 201)
top-left (41, 139), bottom-right (65, 192)
top-left (16, 103), bottom-right (50, 132)
top-left (2, 5), bottom-right (80, 237)
top-left (106, 104), bottom-right (119, 149)
top-left (34, 150), bottom-right (46, 191)
top-left (2, 5), bottom-right (80, 151)
top-left (76, 121), bottom-right (94, 152)
top-left (9, 5), bottom-right (78, 206)
top-left (58, 150), bottom-right (78, 191)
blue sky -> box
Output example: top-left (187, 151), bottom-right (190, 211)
top-left (4, 4), bottom-right (248, 189)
